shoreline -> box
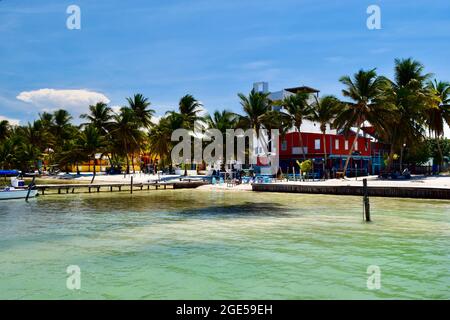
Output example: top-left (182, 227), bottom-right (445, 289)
top-left (29, 174), bottom-right (450, 200)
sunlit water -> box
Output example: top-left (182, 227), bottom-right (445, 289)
top-left (0, 190), bottom-right (448, 299)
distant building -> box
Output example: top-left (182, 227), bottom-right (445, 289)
top-left (252, 82), bottom-right (386, 176)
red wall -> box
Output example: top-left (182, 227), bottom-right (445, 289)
top-left (279, 132), bottom-right (371, 157)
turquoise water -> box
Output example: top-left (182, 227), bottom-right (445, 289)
top-left (0, 190), bottom-right (448, 299)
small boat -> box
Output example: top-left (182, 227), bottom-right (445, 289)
top-left (0, 187), bottom-right (38, 200)
top-left (0, 177), bottom-right (37, 200)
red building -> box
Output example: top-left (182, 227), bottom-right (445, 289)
top-left (279, 131), bottom-right (373, 176)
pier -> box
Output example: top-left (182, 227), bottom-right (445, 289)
top-left (35, 180), bottom-right (208, 195)
top-left (252, 183), bottom-right (450, 200)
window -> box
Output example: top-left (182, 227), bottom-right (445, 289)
top-left (281, 140), bottom-right (287, 151)
top-left (345, 140), bottom-right (349, 150)
top-left (315, 139), bottom-right (321, 150)
top-left (335, 139), bottom-right (339, 150)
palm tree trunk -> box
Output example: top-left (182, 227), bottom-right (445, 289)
top-left (298, 126), bottom-right (306, 160)
top-left (322, 130), bottom-right (327, 179)
top-left (342, 124), bottom-right (362, 177)
top-left (91, 156), bottom-right (96, 183)
top-left (436, 133), bottom-right (444, 167)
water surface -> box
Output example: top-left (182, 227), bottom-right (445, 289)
top-left (0, 190), bottom-right (448, 299)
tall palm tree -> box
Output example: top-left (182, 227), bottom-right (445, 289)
top-left (111, 107), bottom-right (144, 174)
top-left (335, 69), bottom-right (388, 176)
top-left (126, 94), bottom-right (155, 129)
top-left (378, 58), bottom-right (432, 170)
top-left (426, 80), bottom-right (450, 164)
top-left (310, 95), bottom-right (342, 174)
top-left (236, 90), bottom-right (271, 164)
top-left (280, 93), bottom-right (312, 160)
top-left (80, 102), bottom-right (113, 133)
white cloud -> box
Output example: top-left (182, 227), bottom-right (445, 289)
top-left (16, 89), bottom-right (110, 116)
top-left (0, 115), bottom-right (20, 126)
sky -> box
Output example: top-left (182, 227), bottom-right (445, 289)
top-left (0, 0), bottom-right (449, 135)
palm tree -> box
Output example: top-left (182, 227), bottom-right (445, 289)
top-left (205, 110), bottom-right (237, 134)
top-left (310, 95), bottom-right (342, 175)
top-left (378, 58), bottom-right (432, 171)
top-left (0, 139), bottom-right (16, 169)
top-left (81, 102), bottom-right (113, 133)
top-left (148, 116), bottom-right (176, 169)
top-left (237, 89), bottom-right (271, 140)
top-left (426, 80), bottom-right (450, 165)
top-left (280, 93), bottom-right (312, 160)
top-left (335, 69), bottom-right (388, 177)
top-left (126, 94), bottom-right (155, 129)
top-left (52, 109), bottom-right (73, 149)
top-left (236, 90), bottom-right (271, 165)
top-left (79, 125), bottom-right (106, 179)
top-left (58, 138), bottom-right (87, 175)
top-left (176, 94), bottom-right (203, 129)
top-left (111, 107), bottom-right (144, 174)
top-left (0, 120), bottom-right (10, 142)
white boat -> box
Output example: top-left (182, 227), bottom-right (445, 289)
top-left (0, 187), bottom-right (38, 200)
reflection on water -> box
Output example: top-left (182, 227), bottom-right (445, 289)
top-left (0, 190), bottom-right (449, 299)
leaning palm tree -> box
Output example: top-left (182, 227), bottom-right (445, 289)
top-left (309, 95), bottom-right (342, 174)
top-left (126, 94), bottom-right (155, 129)
top-left (335, 69), bottom-right (388, 177)
top-left (280, 93), bottom-right (312, 160)
top-left (425, 80), bottom-right (450, 165)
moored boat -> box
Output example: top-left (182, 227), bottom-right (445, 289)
top-left (0, 187), bottom-right (38, 200)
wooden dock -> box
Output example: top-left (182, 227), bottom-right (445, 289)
top-left (35, 180), bottom-right (208, 195)
top-left (252, 183), bottom-right (450, 200)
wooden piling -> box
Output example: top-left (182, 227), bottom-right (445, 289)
top-left (363, 179), bottom-right (371, 222)
top-left (25, 176), bottom-right (36, 202)
top-left (130, 176), bottom-right (133, 194)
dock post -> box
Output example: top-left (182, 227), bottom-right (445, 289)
top-left (130, 176), bottom-right (133, 194)
top-left (363, 178), bottom-right (371, 222)
top-left (25, 176), bottom-right (36, 202)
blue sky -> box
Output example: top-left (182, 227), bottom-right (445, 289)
top-left (1, 0), bottom-right (450, 135)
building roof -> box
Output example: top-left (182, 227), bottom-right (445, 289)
top-left (284, 86), bottom-right (320, 94)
